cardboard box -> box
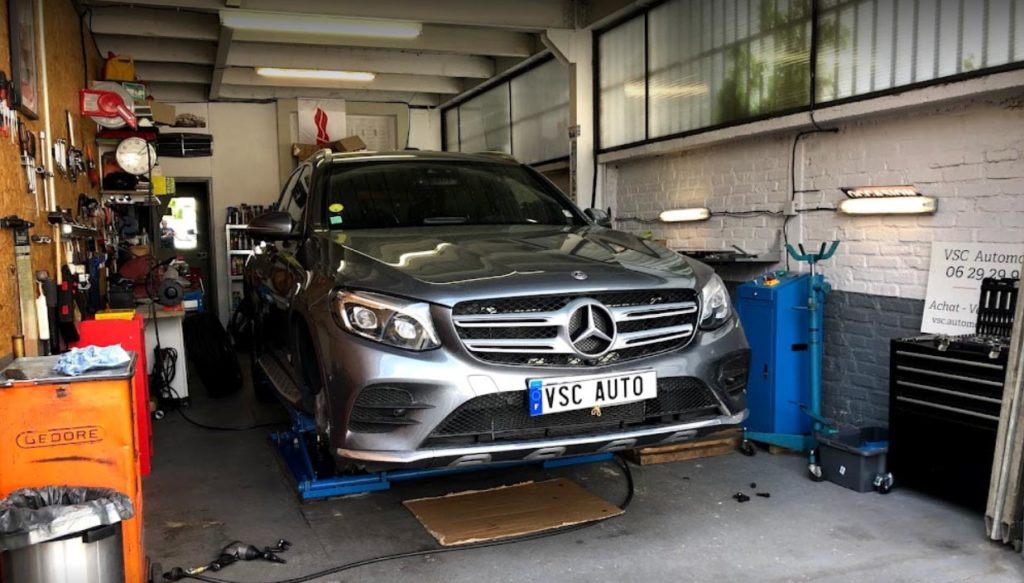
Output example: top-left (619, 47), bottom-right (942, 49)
top-left (334, 135), bottom-right (367, 152)
top-left (150, 101), bottom-right (177, 126)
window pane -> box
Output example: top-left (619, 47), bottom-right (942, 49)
top-left (458, 84), bottom-right (511, 154)
top-left (987, 0), bottom-right (1012, 67)
top-left (599, 15), bottom-right (645, 148)
top-left (649, 0), bottom-right (811, 139)
top-left (511, 59), bottom-right (570, 164)
top-left (443, 108), bottom-right (459, 152)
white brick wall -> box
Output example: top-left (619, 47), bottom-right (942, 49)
top-left (609, 91), bottom-right (1024, 299)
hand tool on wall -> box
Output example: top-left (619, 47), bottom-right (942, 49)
top-left (84, 144), bottom-right (99, 187)
top-left (66, 110), bottom-right (84, 182)
top-left (18, 123), bottom-right (37, 195)
top-left (0, 72), bottom-right (10, 140)
top-left (1, 216), bottom-right (37, 357)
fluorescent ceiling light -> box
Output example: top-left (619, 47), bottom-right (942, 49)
top-left (660, 207), bottom-right (711, 223)
top-left (221, 10), bottom-right (422, 39)
top-left (256, 68), bottom-right (376, 82)
top-left (838, 196), bottom-right (938, 215)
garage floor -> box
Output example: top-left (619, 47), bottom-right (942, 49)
top-left (145, 364), bottom-right (1024, 583)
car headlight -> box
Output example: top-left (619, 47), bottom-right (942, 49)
top-left (334, 290), bottom-right (440, 351)
top-left (699, 274), bottom-right (732, 330)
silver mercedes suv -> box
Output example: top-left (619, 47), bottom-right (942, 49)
top-left (245, 150), bottom-right (749, 469)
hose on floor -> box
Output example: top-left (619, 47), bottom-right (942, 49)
top-left (167, 455), bottom-right (635, 583)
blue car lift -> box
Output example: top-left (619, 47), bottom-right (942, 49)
top-left (271, 405), bottom-right (613, 501)
top-left (740, 241), bottom-right (840, 479)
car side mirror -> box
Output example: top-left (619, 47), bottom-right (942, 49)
top-left (584, 207), bottom-right (612, 228)
top-left (247, 211), bottom-right (300, 241)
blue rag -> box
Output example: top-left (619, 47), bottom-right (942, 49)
top-left (54, 346), bottom-right (131, 376)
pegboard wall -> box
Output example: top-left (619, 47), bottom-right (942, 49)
top-left (1, 0), bottom-right (102, 357)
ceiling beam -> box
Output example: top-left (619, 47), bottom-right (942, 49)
top-left (94, 35), bottom-right (217, 65)
top-left (230, 24), bottom-right (537, 58)
top-left (85, 0), bottom-right (574, 30)
top-left (87, 6), bottom-right (220, 41)
top-left (134, 62), bottom-right (212, 84)
top-left (222, 67), bottom-right (464, 94)
top-left (217, 85), bottom-right (440, 106)
top-left (146, 81), bottom-right (211, 103)
top-left (228, 43), bottom-right (495, 79)
top-left (210, 27), bottom-right (234, 100)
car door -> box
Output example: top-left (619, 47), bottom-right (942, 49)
top-left (264, 164), bottom-right (313, 353)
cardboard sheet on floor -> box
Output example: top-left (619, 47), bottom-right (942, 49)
top-left (403, 478), bottom-right (623, 546)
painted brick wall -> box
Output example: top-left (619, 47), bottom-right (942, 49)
top-left (608, 90), bottom-right (1024, 426)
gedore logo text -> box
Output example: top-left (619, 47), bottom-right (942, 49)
top-left (16, 426), bottom-right (104, 448)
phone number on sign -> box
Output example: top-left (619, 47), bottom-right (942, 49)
top-left (945, 266), bottom-right (1021, 281)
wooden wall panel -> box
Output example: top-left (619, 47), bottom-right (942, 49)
top-left (1, 0), bottom-right (102, 356)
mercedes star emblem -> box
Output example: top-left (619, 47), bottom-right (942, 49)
top-left (571, 270), bottom-right (588, 280)
top-left (567, 300), bottom-right (616, 357)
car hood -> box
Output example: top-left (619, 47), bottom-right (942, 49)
top-left (322, 225), bottom-right (708, 306)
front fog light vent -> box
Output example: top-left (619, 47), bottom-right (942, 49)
top-left (348, 386), bottom-right (433, 434)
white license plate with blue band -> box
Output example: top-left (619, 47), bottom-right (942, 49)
top-left (527, 370), bottom-right (658, 416)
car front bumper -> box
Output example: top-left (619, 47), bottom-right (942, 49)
top-left (319, 311), bottom-right (749, 467)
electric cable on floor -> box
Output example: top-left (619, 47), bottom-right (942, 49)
top-left (168, 455), bottom-right (635, 583)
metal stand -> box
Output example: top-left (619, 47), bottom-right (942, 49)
top-left (271, 404), bottom-right (614, 501)
top-left (742, 241), bottom-right (839, 481)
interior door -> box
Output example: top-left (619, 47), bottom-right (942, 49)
top-left (155, 181), bottom-right (214, 312)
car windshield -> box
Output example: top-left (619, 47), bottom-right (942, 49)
top-left (324, 160), bottom-right (584, 229)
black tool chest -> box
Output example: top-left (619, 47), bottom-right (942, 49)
top-left (888, 335), bottom-right (1009, 510)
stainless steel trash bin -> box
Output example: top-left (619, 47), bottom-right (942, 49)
top-left (0, 487), bottom-right (134, 583)
top-left (2, 523), bottom-right (125, 583)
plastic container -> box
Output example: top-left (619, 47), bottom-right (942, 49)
top-left (817, 427), bottom-right (889, 493)
top-left (0, 487), bottom-right (134, 583)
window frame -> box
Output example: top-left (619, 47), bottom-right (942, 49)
top-left (594, 0), bottom-right (1024, 155)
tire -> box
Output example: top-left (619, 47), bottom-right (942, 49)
top-left (739, 439), bottom-right (757, 457)
top-left (808, 464), bottom-right (826, 482)
top-left (874, 472), bottom-right (894, 494)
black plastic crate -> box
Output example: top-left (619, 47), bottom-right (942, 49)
top-left (818, 427), bottom-right (888, 493)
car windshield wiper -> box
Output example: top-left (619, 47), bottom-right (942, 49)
top-left (422, 217), bottom-right (468, 225)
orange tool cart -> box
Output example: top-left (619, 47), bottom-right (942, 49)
top-left (0, 355), bottom-right (148, 582)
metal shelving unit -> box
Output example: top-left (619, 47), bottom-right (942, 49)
top-left (225, 224), bottom-right (254, 312)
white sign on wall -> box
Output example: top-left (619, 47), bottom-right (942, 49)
top-left (297, 99), bottom-right (346, 145)
top-left (922, 242), bottom-right (1024, 335)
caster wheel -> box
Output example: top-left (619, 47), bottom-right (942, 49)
top-left (739, 439), bottom-right (757, 457)
top-left (874, 472), bottom-right (894, 494)
top-left (808, 464), bottom-right (826, 482)
top-left (148, 561), bottom-right (162, 583)
top-left (152, 410), bottom-right (165, 421)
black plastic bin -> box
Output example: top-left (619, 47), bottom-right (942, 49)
top-left (818, 427), bottom-right (890, 493)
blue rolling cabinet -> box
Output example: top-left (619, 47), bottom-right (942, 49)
top-left (736, 273), bottom-right (811, 436)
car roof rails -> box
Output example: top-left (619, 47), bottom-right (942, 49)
top-left (474, 151), bottom-right (519, 163)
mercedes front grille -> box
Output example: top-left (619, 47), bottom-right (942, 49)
top-left (451, 290), bottom-right (700, 367)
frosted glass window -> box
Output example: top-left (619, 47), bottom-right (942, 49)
top-left (817, 0), bottom-right (1020, 100)
top-left (458, 84), bottom-right (511, 154)
top-left (443, 108), bottom-right (459, 152)
top-left (599, 15), bottom-right (646, 148)
top-left (511, 59), bottom-right (570, 165)
top-left (647, 0), bottom-right (811, 140)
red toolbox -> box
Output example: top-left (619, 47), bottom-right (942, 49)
top-left (72, 313), bottom-right (154, 475)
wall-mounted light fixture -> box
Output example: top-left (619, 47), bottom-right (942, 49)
top-left (837, 184), bottom-right (936, 215)
top-left (256, 68), bottom-right (376, 82)
top-left (837, 196), bottom-right (938, 215)
top-left (659, 207), bottom-right (711, 222)
top-left (221, 10), bottom-right (422, 39)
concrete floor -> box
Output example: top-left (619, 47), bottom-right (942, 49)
top-left (145, 368), bottom-right (1024, 582)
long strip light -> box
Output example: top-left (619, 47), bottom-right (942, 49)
top-left (256, 68), bottom-right (376, 82)
top-left (659, 207), bottom-right (711, 222)
top-left (221, 10), bottom-right (422, 39)
top-left (837, 196), bottom-right (938, 215)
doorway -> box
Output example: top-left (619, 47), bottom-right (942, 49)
top-left (141, 181), bottom-right (215, 313)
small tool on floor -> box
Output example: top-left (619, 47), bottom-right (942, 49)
top-left (164, 539), bottom-right (291, 581)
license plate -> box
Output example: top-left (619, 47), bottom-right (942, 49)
top-left (527, 370), bottom-right (657, 416)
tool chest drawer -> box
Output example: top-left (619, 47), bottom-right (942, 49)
top-left (888, 335), bottom-right (1009, 510)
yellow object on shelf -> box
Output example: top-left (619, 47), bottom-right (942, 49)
top-left (152, 175), bottom-right (176, 195)
top-left (96, 309), bottom-right (137, 320)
